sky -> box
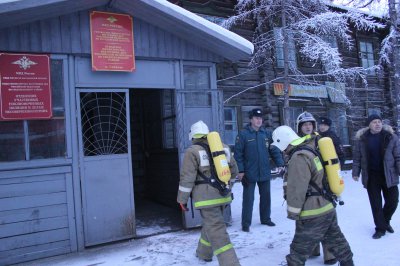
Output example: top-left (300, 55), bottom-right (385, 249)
top-left (18, 170), bottom-right (400, 266)
top-left (333, 0), bottom-right (389, 16)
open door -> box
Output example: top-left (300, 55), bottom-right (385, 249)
top-left (77, 90), bottom-right (135, 246)
top-left (177, 87), bottom-right (231, 229)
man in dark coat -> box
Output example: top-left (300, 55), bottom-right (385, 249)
top-left (352, 114), bottom-right (400, 239)
top-left (318, 117), bottom-right (345, 167)
top-left (234, 108), bottom-right (284, 232)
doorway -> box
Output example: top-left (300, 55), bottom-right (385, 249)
top-left (129, 89), bottom-right (182, 237)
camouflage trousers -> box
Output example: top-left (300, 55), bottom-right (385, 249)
top-left (286, 210), bottom-right (353, 266)
top-left (196, 206), bottom-right (240, 266)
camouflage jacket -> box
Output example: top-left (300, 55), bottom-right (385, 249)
top-left (177, 138), bottom-right (238, 209)
top-left (285, 135), bottom-right (334, 220)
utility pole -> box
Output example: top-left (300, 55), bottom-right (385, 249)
top-left (388, 0), bottom-right (400, 133)
top-left (281, 1), bottom-right (291, 126)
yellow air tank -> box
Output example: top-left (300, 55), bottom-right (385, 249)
top-left (207, 132), bottom-right (231, 184)
top-left (318, 137), bottom-right (344, 195)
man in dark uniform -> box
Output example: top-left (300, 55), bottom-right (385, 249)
top-left (234, 108), bottom-right (284, 232)
top-left (318, 117), bottom-right (345, 167)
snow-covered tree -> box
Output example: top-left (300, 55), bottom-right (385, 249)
top-left (223, 0), bottom-right (384, 125)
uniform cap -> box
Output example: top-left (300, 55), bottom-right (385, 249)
top-left (318, 117), bottom-right (332, 127)
top-left (249, 108), bottom-right (263, 119)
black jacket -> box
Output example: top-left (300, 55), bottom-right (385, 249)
top-left (318, 129), bottom-right (345, 166)
top-left (352, 125), bottom-right (400, 188)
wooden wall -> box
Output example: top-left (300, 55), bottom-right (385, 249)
top-left (0, 166), bottom-right (75, 265)
top-left (0, 7), bottom-right (222, 62)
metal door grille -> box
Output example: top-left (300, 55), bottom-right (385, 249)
top-left (80, 92), bottom-right (127, 156)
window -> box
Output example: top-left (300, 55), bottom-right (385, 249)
top-left (359, 41), bottom-right (375, 75)
top-left (0, 59), bottom-right (66, 162)
top-left (368, 108), bottom-right (381, 116)
top-left (288, 107), bottom-right (304, 132)
top-left (328, 109), bottom-right (349, 145)
top-left (274, 27), bottom-right (297, 68)
top-left (183, 66), bottom-right (211, 106)
top-left (223, 107), bottom-right (238, 145)
top-left (323, 36), bottom-right (338, 72)
top-left (162, 90), bottom-right (176, 148)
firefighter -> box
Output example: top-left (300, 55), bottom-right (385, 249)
top-left (177, 120), bottom-right (240, 266)
top-left (271, 125), bottom-right (354, 266)
top-left (296, 111), bottom-right (336, 265)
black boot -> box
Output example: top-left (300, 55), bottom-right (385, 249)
top-left (340, 259), bottom-right (354, 266)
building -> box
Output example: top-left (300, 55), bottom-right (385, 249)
top-left (0, 0), bottom-right (253, 264)
top-left (175, 0), bottom-right (391, 152)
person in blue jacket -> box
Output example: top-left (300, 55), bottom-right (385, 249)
top-left (234, 108), bottom-right (284, 232)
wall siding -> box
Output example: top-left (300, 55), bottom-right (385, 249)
top-left (0, 7), bottom-right (222, 62)
top-left (0, 166), bottom-right (73, 265)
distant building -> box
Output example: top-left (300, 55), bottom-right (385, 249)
top-left (174, 0), bottom-right (391, 150)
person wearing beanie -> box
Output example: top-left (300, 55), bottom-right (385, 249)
top-left (234, 108), bottom-right (284, 232)
top-left (352, 114), bottom-right (400, 239)
top-left (318, 117), bottom-right (346, 167)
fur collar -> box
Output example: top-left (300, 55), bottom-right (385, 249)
top-left (355, 124), bottom-right (393, 140)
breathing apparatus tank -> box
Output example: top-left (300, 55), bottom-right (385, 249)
top-left (317, 137), bottom-right (344, 196)
top-left (207, 132), bottom-right (231, 185)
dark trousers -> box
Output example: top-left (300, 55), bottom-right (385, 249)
top-left (286, 211), bottom-right (353, 266)
top-left (367, 172), bottom-right (399, 232)
top-left (242, 180), bottom-right (271, 227)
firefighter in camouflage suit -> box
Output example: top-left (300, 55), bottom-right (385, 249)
top-left (177, 120), bottom-right (240, 266)
top-left (271, 125), bottom-right (354, 266)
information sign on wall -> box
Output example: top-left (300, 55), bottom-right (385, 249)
top-left (0, 53), bottom-right (52, 120)
top-left (273, 83), bottom-right (328, 98)
top-left (90, 11), bottom-right (135, 72)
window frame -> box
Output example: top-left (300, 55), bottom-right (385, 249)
top-left (0, 54), bottom-right (70, 166)
top-left (358, 40), bottom-right (376, 75)
top-left (274, 27), bottom-right (297, 69)
top-left (223, 106), bottom-right (238, 146)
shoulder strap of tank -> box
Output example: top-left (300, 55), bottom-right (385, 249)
top-left (193, 143), bottom-right (230, 196)
top-left (288, 144), bottom-right (337, 206)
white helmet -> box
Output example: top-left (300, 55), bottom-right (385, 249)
top-left (296, 111), bottom-right (316, 135)
top-left (272, 125), bottom-right (300, 151)
top-left (189, 120), bottom-right (209, 140)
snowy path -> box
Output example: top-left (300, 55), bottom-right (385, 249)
top-left (19, 170), bottom-right (400, 266)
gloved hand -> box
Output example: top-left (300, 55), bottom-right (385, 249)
top-left (278, 166), bottom-right (286, 176)
top-left (179, 203), bottom-right (189, 212)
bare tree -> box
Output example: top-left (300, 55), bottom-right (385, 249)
top-left (224, 0), bottom-right (383, 125)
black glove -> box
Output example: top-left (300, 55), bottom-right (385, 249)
top-left (241, 176), bottom-right (249, 187)
top-left (179, 203), bottom-right (189, 212)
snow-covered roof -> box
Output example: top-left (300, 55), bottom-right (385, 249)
top-left (0, 0), bottom-right (254, 61)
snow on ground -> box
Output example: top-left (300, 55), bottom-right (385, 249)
top-left (19, 170), bottom-right (400, 266)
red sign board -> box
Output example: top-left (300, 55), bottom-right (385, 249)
top-left (0, 53), bottom-right (52, 120)
top-left (90, 11), bottom-right (135, 72)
